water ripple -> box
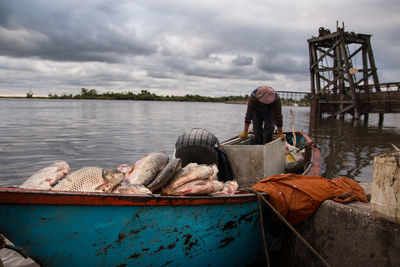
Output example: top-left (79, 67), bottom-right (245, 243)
top-left (1, 98), bottom-right (400, 186)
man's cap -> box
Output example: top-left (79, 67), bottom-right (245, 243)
top-left (256, 86), bottom-right (275, 104)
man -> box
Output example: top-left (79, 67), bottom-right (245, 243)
top-left (239, 86), bottom-right (284, 144)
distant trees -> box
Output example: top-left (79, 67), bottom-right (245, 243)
top-left (80, 88), bottom-right (98, 98)
top-left (45, 88), bottom-right (310, 106)
top-left (46, 88), bottom-right (250, 103)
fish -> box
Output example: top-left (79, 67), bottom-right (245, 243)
top-left (124, 151), bottom-right (169, 185)
top-left (147, 158), bottom-right (182, 192)
top-left (19, 161), bottom-right (70, 190)
top-left (172, 162), bottom-right (199, 178)
top-left (211, 180), bottom-right (239, 195)
top-left (163, 179), bottom-right (224, 196)
top-left (112, 184), bottom-right (152, 195)
top-left (52, 167), bottom-right (124, 193)
top-left (165, 163), bottom-right (219, 191)
top-left (98, 169), bottom-right (126, 192)
top-left (117, 164), bottom-right (132, 175)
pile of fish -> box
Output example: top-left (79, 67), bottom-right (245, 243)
top-left (18, 151), bottom-right (239, 196)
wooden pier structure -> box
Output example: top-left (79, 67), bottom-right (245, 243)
top-left (276, 91), bottom-right (308, 101)
top-left (308, 25), bottom-right (400, 124)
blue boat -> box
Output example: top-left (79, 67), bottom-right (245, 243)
top-left (0, 131), bottom-right (320, 266)
top-left (0, 190), bottom-right (275, 266)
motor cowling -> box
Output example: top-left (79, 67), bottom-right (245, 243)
top-left (175, 128), bottom-right (233, 182)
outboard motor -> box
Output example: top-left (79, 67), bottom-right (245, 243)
top-left (175, 128), bottom-right (234, 182)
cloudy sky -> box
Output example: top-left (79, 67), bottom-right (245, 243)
top-left (0, 0), bottom-right (399, 97)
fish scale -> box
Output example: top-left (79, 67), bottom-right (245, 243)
top-left (124, 151), bottom-right (169, 185)
top-left (52, 167), bottom-right (105, 192)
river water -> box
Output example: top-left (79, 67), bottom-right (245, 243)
top-left (1, 98), bottom-right (399, 186)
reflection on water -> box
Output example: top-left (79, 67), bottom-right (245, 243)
top-left (1, 98), bottom-right (399, 186)
top-left (308, 115), bottom-right (400, 183)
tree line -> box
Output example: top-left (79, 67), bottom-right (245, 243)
top-left (45, 88), bottom-right (310, 105)
top-left (48, 88), bottom-right (249, 102)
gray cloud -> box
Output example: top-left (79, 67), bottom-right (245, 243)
top-left (0, 1), bottom-right (157, 62)
top-left (0, 0), bottom-right (399, 96)
top-left (232, 55), bottom-right (253, 66)
top-left (257, 52), bottom-right (308, 75)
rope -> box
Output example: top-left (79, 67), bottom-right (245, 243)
top-left (244, 188), bottom-right (331, 267)
top-left (0, 234), bottom-right (4, 250)
top-left (4, 244), bottom-right (29, 258)
top-left (255, 191), bottom-right (270, 267)
top-left (1, 234), bottom-right (29, 259)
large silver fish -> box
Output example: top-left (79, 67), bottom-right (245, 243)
top-left (165, 163), bottom-right (219, 191)
top-left (211, 180), bottom-right (239, 195)
top-left (147, 158), bottom-right (182, 192)
top-left (163, 180), bottom-right (224, 196)
top-left (19, 161), bottom-right (70, 190)
top-left (124, 151), bottom-right (169, 185)
top-left (112, 184), bottom-right (152, 195)
top-left (52, 167), bottom-right (124, 193)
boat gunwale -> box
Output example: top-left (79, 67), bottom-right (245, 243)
top-left (0, 187), bottom-right (264, 206)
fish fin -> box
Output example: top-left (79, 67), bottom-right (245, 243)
top-left (128, 164), bottom-right (136, 174)
top-left (49, 180), bottom-right (59, 187)
top-left (96, 176), bottom-right (120, 192)
top-left (95, 182), bottom-right (109, 191)
top-left (392, 143), bottom-right (400, 152)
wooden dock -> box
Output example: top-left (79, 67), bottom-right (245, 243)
top-left (308, 24), bottom-right (400, 123)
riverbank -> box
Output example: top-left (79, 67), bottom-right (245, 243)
top-left (0, 87), bottom-right (311, 105)
top-left (0, 95), bottom-right (49, 98)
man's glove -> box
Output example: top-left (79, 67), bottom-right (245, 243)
top-left (238, 131), bottom-right (248, 139)
top-left (276, 132), bottom-right (286, 141)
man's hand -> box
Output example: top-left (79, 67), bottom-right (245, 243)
top-left (238, 131), bottom-right (248, 139)
top-left (276, 132), bottom-right (286, 141)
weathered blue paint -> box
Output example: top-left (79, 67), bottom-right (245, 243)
top-left (0, 194), bottom-right (275, 266)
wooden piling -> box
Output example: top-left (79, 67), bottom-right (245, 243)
top-left (308, 25), bottom-right (400, 124)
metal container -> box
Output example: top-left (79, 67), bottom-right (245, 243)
top-left (222, 137), bottom-right (286, 188)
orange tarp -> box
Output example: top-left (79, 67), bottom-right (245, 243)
top-left (252, 174), bottom-right (368, 225)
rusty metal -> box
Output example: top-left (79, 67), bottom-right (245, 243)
top-left (0, 187), bottom-right (262, 206)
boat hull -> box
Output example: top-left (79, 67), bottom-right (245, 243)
top-left (0, 189), bottom-right (274, 266)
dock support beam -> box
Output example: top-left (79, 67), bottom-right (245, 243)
top-left (378, 113), bottom-right (384, 126)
